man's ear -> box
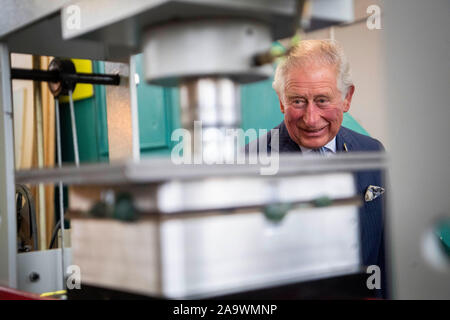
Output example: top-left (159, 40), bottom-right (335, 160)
top-left (343, 85), bottom-right (355, 112)
top-left (279, 98), bottom-right (286, 114)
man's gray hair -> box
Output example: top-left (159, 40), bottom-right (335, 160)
top-left (272, 39), bottom-right (353, 100)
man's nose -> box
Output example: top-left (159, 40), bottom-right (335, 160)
top-left (303, 103), bottom-right (320, 127)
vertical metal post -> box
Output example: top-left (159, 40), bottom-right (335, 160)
top-left (68, 90), bottom-right (79, 167)
top-left (32, 56), bottom-right (47, 250)
top-left (0, 43), bottom-right (17, 288)
top-left (129, 55), bottom-right (140, 162)
top-left (54, 98), bottom-right (66, 290)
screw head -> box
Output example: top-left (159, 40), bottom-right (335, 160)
top-left (29, 272), bottom-right (40, 282)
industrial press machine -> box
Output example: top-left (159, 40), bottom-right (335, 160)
top-left (0, 0), bottom-right (449, 300)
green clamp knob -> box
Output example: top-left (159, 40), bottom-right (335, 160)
top-left (313, 196), bottom-right (333, 208)
top-left (89, 201), bottom-right (110, 218)
top-left (113, 193), bottom-right (138, 222)
top-left (263, 203), bottom-right (292, 223)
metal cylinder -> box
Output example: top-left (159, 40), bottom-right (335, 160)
top-left (143, 19), bottom-right (273, 86)
top-left (179, 77), bottom-right (242, 164)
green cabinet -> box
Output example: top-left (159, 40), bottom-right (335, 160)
top-left (241, 77), bottom-right (284, 137)
top-left (134, 54), bottom-right (181, 157)
top-left (60, 56), bottom-right (181, 162)
top-left (60, 61), bottom-right (109, 163)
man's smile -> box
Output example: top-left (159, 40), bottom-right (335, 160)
top-left (299, 125), bottom-right (328, 137)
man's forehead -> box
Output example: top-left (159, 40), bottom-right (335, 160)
top-left (284, 79), bottom-right (336, 93)
top-left (286, 64), bottom-right (337, 83)
top-left (284, 64), bottom-right (337, 91)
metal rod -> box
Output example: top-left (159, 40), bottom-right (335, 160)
top-left (68, 90), bottom-right (79, 167)
top-left (63, 72), bottom-right (120, 86)
top-left (129, 55), bottom-right (140, 162)
top-left (54, 98), bottom-right (66, 290)
top-left (15, 152), bottom-right (388, 186)
top-left (11, 69), bottom-right (59, 82)
top-left (11, 68), bottom-right (120, 86)
top-left (252, 0), bottom-right (305, 67)
top-left (32, 56), bottom-right (47, 250)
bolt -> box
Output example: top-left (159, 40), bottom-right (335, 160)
top-left (29, 272), bottom-right (40, 282)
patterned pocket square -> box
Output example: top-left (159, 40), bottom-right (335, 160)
top-left (365, 185), bottom-right (385, 202)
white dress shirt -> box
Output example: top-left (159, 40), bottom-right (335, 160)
top-left (299, 137), bottom-right (336, 156)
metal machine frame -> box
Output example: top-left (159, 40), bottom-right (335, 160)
top-left (1, 0), bottom-right (449, 299)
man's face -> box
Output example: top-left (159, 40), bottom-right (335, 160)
top-left (280, 63), bottom-right (354, 149)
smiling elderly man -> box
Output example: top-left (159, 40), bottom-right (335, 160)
top-left (246, 39), bottom-right (386, 296)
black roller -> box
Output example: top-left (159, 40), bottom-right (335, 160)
top-left (48, 58), bottom-right (77, 97)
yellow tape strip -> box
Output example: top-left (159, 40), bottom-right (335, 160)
top-left (40, 289), bottom-right (67, 297)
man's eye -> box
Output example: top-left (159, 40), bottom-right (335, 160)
top-left (316, 98), bottom-right (329, 105)
top-left (292, 99), bottom-right (305, 106)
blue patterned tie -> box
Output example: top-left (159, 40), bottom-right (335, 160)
top-left (313, 147), bottom-right (325, 155)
